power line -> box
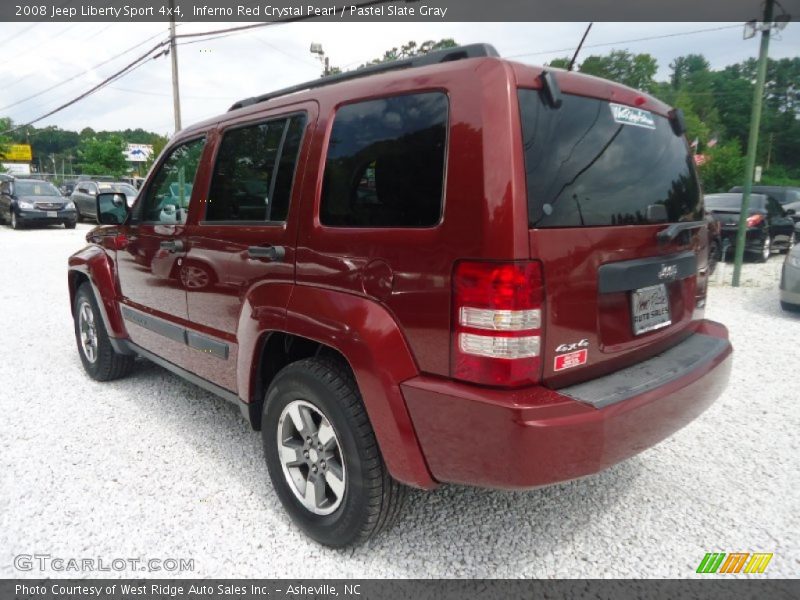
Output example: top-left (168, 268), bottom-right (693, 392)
top-left (1, 26), bottom-right (167, 111)
top-left (2, 42), bottom-right (170, 135)
top-left (0, 0), bottom-right (75, 49)
top-left (1, 0), bottom-right (395, 133)
top-left (505, 24), bottom-right (742, 60)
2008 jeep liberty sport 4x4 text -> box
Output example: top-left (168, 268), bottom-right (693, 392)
top-left (68, 44), bottom-right (732, 547)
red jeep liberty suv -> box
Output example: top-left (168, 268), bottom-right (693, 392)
top-left (68, 44), bottom-right (732, 547)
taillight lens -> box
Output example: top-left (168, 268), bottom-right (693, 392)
top-left (452, 261), bottom-right (544, 387)
top-left (746, 213), bottom-right (765, 228)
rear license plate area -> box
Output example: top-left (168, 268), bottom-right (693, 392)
top-left (631, 284), bottom-right (671, 335)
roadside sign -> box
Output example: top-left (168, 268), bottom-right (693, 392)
top-left (0, 144), bottom-right (33, 162)
top-left (124, 143), bottom-right (153, 162)
top-left (754, 165), bottom-right (762, 182)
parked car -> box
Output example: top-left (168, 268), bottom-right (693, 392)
top-left (60, 179), bottom-right (77, 197)
top-left (0, 178), bottom-right (77, 229)
top-left (71, 180), bottom-right (138, 222)
top-left (705, 209), bottom-right (723, 273)
top-left (704, 193), bottom-right (795, 262)
top-left (68, 44), bottom-right (732, 548)
top-left (780, 228), bottom-right (800, 312)
top-left (729, 185), bottom-right (800, 207)
top-left (729, 185), bottom-right (800, 228)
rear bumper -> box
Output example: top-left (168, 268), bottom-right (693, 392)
top-left (719, 227), bottom-right (764, 253)
top-left (403, 320), bottom-right (731, 489)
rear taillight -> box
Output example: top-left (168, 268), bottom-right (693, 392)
top-left (746, 213), bottom-right (765, 228)
top-left (452, 261), bottom-right (544, 387)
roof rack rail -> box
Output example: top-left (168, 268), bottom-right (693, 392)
top-left (228, 43), bottom-right (499, 111)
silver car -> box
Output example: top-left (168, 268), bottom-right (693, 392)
top-left (780, 225), bottom-right (800, 312)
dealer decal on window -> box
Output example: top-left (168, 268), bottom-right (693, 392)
top-left (609, 103), bottom-right (656, 130)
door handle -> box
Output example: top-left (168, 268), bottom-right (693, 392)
top-left (160, 239), bottom-right (186, 252)
top-left (247, 245), bottom-right (286, 261)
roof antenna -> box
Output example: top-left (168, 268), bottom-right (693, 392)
top-left (568, 22), bottom-right (593, 71)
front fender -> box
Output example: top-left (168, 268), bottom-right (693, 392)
top-left (284, 286), bottom-right (435, 489)
top-left (68, 244), bottom-right (129, 340)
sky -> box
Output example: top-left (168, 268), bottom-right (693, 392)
top-left (0, 21), bottom-right (798, 136)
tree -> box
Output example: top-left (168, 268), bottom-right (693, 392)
top-left (669, 54), bottom-right (710, 89)
top-left (578, 50), bottom-right (658, 92)
top-left (546, 57), bottom-right (572, 69)
top-left (354, 38), bottom-right (458, 69)
top-left (76, 135), bottom-right (127, 177)
top-left (0, 117), bottom-right (13, 171)
top-left (697, 140), bottom-right (745, 193)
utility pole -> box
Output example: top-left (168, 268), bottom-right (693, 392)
top-left (168, 0), bottom-right (182, 132)
top-left (732, 0), bottom-right (774, 287)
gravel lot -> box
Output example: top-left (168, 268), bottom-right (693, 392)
top-left (0, 223), bottom-right (798, 579)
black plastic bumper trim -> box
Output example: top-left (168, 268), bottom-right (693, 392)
top-left (560, 332), bottom-right (730, 409)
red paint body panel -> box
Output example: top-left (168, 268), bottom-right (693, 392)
top-left (68, 244), bottom-right (129, 339)
top-left (67, 54), bottom-right (731, 493)
top-left (403, 321), bottom-right (731, 489)
top-left (286, 285), bottom-right (435, 489)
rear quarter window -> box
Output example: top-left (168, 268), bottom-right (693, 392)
top-left (320, 92), bottom-right (448, 228)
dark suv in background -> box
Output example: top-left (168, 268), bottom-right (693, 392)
top-left (68, 44), bottom-right (732, 547)
top-left (1, 178), bottom-right (77, 229)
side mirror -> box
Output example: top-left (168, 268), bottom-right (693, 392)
top-left (786, 208), bottom-right (796, 216)
top-left (96, 192), bottom-right (128, 225)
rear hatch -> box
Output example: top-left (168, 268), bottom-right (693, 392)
top-left (518, 87), bottom-right (706, 387)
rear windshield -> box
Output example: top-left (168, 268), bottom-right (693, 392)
top-left (705, 194), bottom-right (764, 210)
top-left (519, 90), bottom-right (702, 228)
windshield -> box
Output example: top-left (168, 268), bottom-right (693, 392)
top-left (15, 181), bottom-right (60, 197)
top-left (519, 90), bottom-right (702, 227)
top-left (98, 183), bottom-right (137, 196)
top-left (705, 194), bottom-right (765, 210)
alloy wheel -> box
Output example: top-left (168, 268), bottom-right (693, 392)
top-left (276, 399), bottom-right (346, 515)
top-left (78, 300), bottom-right (98, 363)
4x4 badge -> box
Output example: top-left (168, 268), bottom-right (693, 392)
top-left (555, 339), bottom-right (589, 353)
top-left (658, 264), bottom-right (678, 281)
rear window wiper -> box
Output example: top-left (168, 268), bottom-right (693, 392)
top-left (656, 220), bottom-right (706, 244)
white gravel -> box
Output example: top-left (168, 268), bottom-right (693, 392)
top-left (0, 224), bottom-right (798, 578)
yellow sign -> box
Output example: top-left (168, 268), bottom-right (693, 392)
top-left (1, 144), bottom-right (33, 162)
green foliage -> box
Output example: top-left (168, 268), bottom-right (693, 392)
top-left (577, 50), bottom-right (658, 92)
top-left (698, 141), bottom-right (745, 193)
top-left (76, 135), bottom-right (128, 178)
top-left (142, 134), bottom-right (169, 173)
top-left (546, 57), bottom-right (572, 69)
top-left (0, 117), bottom-right (11, 172)
top-left (356, 39), bottom-right (458, 69)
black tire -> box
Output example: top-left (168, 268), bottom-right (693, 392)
top-left (65, 221), bottom-right (77, 229)
top-left (73, 282), bottom-right (135, 381)
top-left (708, 239), bottom-right (720, 275)
top-left (75, 205), bottom-right (83, 223)
top-left (262, 357), bottom-right (407, 547)
top-left (779, 232), bottom-right (795, 254)
top-left (9, 210), bottom-right (21, 230)
top-left (753, 235), bottom-right (771, 263)
top-left (781, 301), bottom-right (800, 313)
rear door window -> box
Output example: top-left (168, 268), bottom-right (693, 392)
top-left (518, 90), bottom-right (702, 228)
top-left (320, 92), bottom-right (448, 228)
